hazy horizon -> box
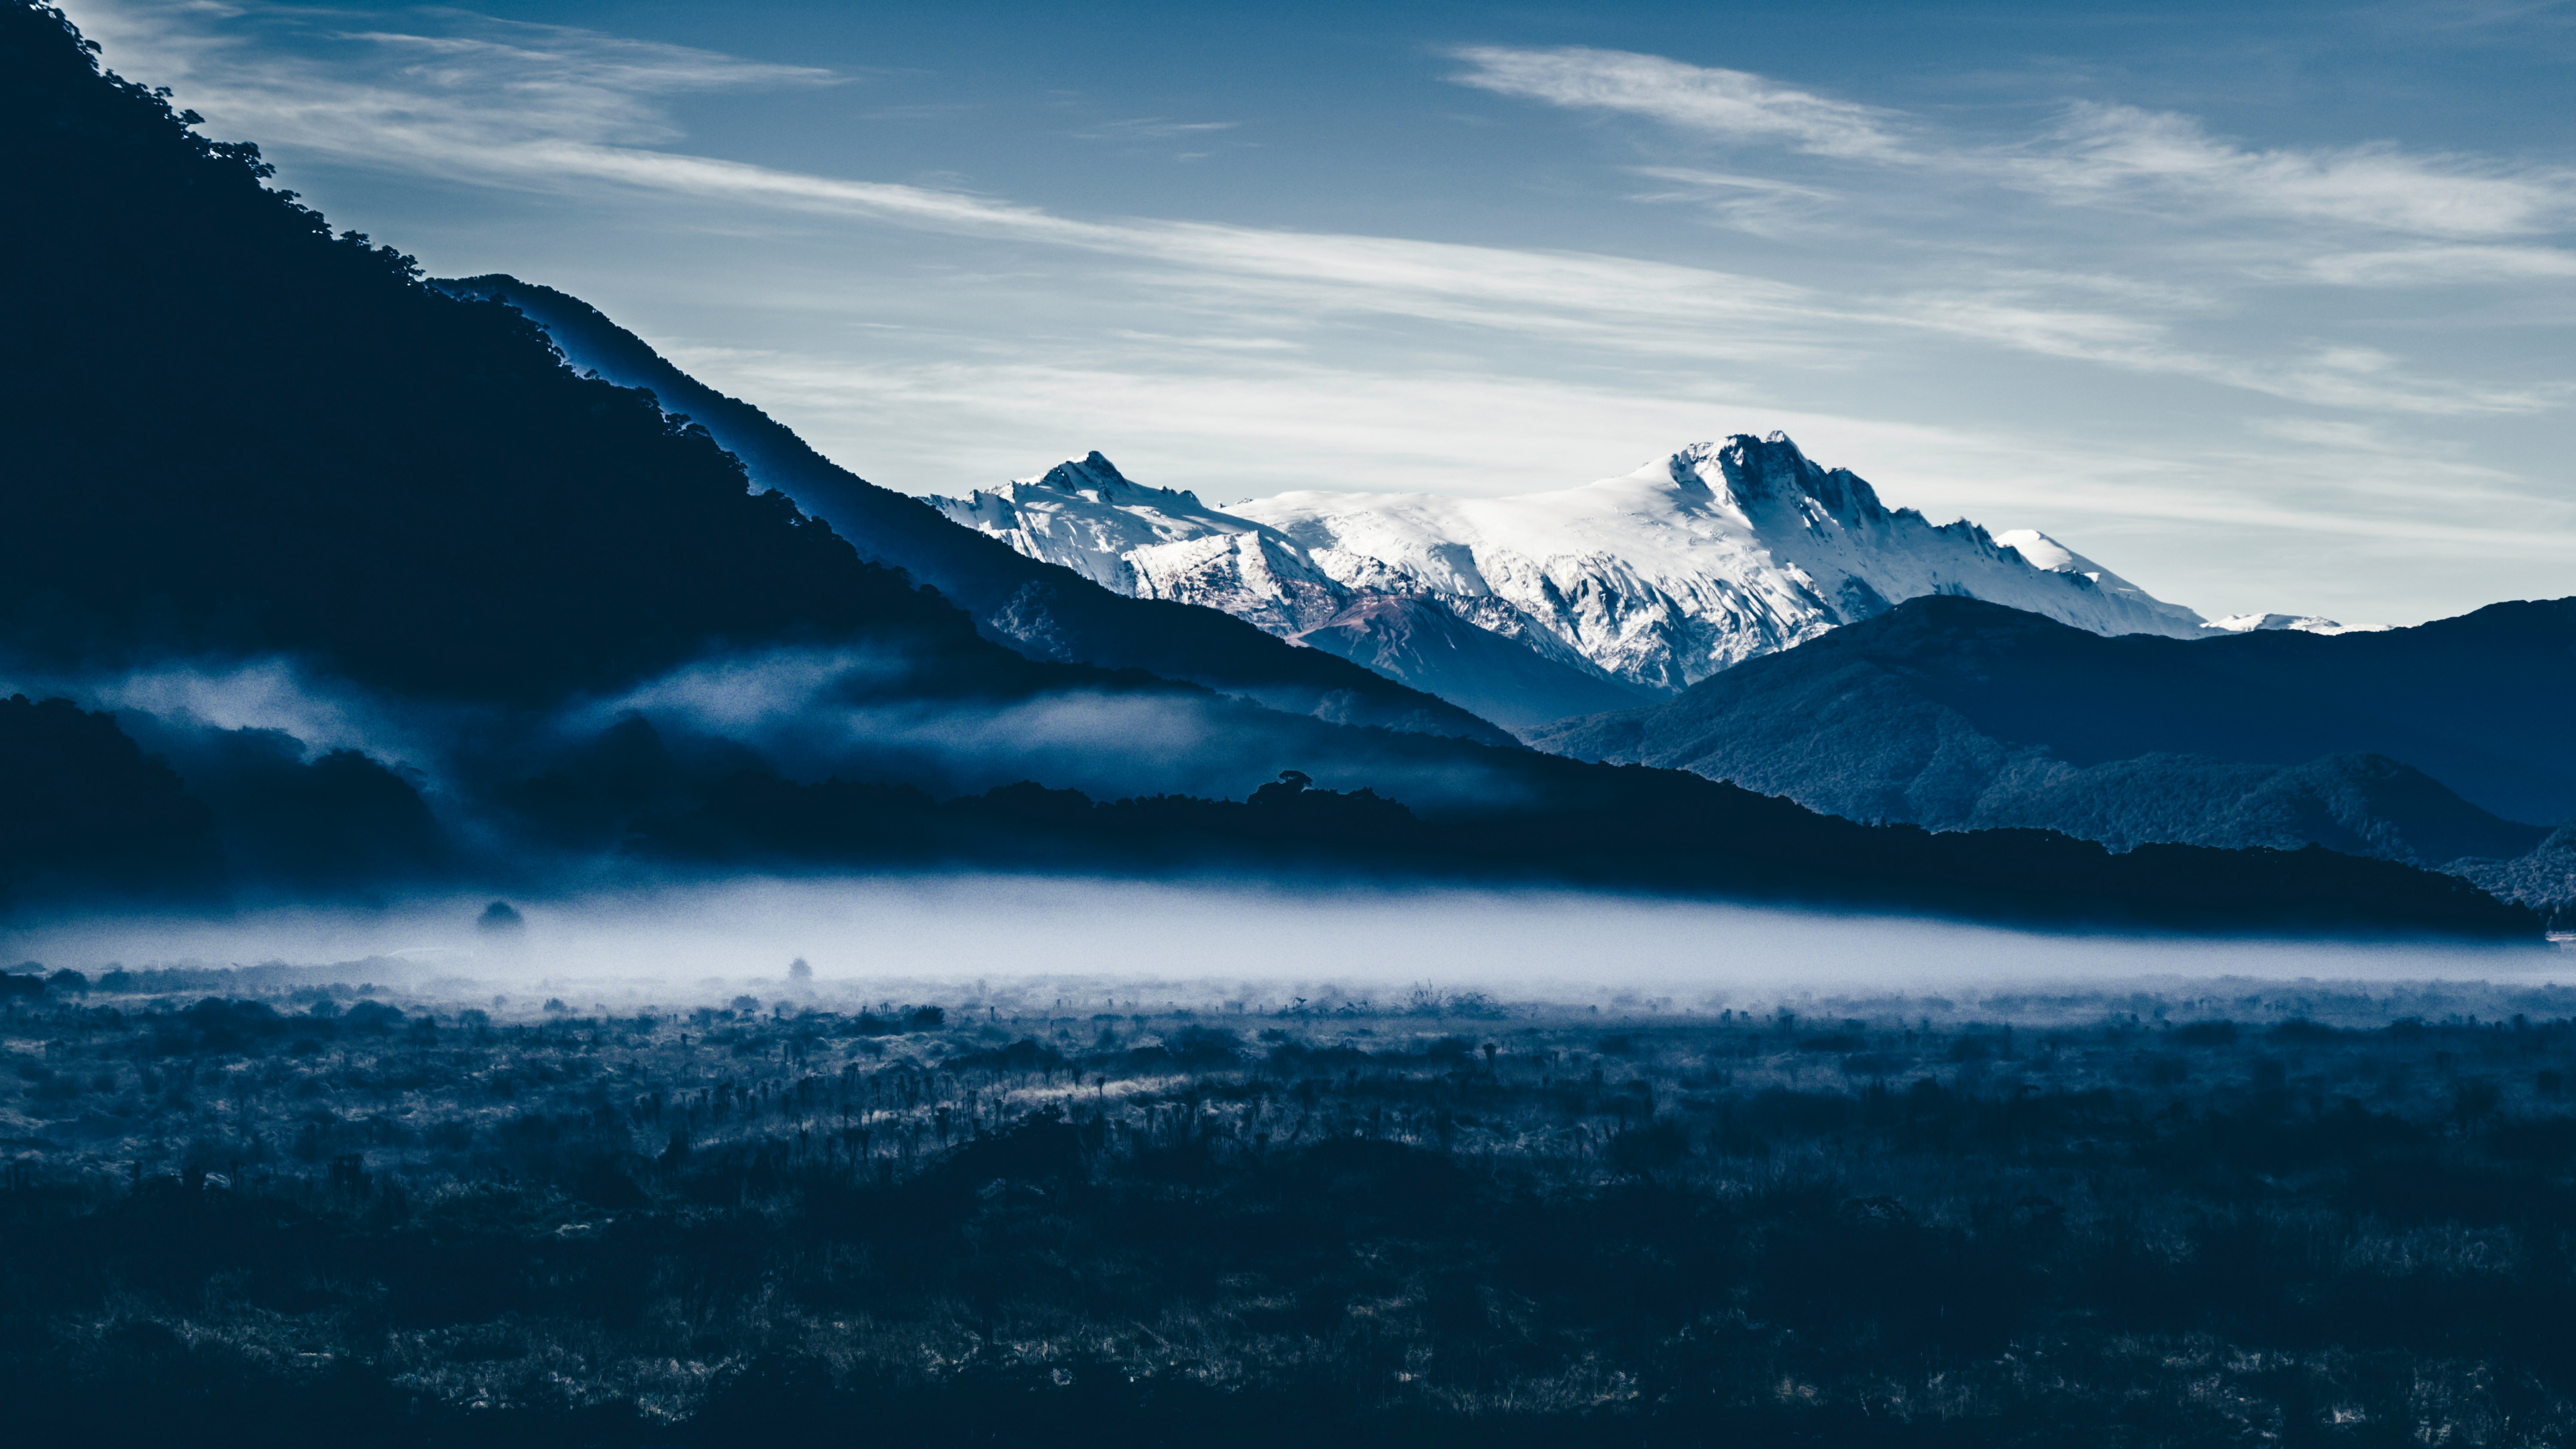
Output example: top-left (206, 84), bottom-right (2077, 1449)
top-left (11, 876), bottom-right (2566, 1008)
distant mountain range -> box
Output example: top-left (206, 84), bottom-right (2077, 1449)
top-left (0, 0), bottom-right (2542, 937)
top-left (919, 446), bottom-right (2571, 909)
top-left (922, 441), bottom-right (2372, 730)
top-left (1529, 595), bottom-right (2576, 917)
top-left (926, 453), bottom-right (1648, 728)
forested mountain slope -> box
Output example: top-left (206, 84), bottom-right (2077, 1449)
top-left (431, 276), bottom-right (1507, 744)
top-left (1533, 595), bottom-right (2576, 865)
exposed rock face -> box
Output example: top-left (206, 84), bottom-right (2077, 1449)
top-left (928, 436), bottom-right (2212, 726)
top-left (1236, 434), bottom-right (2209, 693)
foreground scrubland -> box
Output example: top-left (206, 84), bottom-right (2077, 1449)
top-left (11, 961), bottom-right (2576, 1446)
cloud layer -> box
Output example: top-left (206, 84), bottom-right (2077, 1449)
top-left (1452, 45), bottom-right (2575, 243)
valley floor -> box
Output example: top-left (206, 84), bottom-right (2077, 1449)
top-left (11, 968), bottom-right (2576, 1445)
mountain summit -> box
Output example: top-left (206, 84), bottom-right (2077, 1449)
top-left (928, 435), bottom-right (2212, 724)
top-left (1238, 435), bottom-right (2211, 692)
top-left (929, 453), bottom-right (1351, 635)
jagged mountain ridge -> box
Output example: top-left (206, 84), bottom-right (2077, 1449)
top-left (927, 454), bottom-right (1648, 728)
top-left (929, 453), bottom-right (1326, 618)
top-left (1238, 436), bottom-right (2215, 693)
top-left (926, 437), bottom-right (2231, 727)
top-left (2204, 611), bottom-right (2391, 637)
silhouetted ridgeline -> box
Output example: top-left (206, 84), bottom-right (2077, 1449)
top-left (15, 977), bottom-right (2576, 1444)
top-left (633, 760), bottom-right (2539, 937)
top-left (16, 686), bottom-right (2542, 933)
top-left (1534, 595), bottom-right (2576, 841)
top-left (0, 3), bottom-right (1028, 708)
top-left (429, 273), bottom-right (1509, 745)
top-left (1531, 595), bottom-right (2576, 926)
top-left (0, 694), bottom-right (220, 900)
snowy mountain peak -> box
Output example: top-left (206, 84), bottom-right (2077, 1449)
top-left (1024, 451), bottom-right (1205, 511)
top-left (925, 452), bottom-right (1257, 595)
top-left (1686, 433), bottom-right (1890, 523)
top-left (1991, 529), bottom-right (2087, 574)
top-left (920, 435), bottom-right (2302, 725)
top-left (1229, 432), bottom-right (2210, 692)
top-left (2204, 612), bottom-right (2392, 637)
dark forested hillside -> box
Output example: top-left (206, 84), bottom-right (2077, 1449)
top-left (625, 753), bottom-right (2538, 937)
top-left (0, 695), bottom-right (221, 900)
top-left (0, 4), bottom-right (1075, 708)
top-left (1289, 594), bottom-right (1654, 731)
top-left (429, 274), bottom-right (1509, 743)
top-left (1534, 595), bottom-right (2576, 851)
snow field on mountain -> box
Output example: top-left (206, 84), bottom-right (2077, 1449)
top-left (923, 434), bottom-right (2369, 720)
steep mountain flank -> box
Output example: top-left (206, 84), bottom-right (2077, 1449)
top-left (431, 277), bottom-right (1509, 745)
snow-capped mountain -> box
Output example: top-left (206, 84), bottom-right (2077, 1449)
top-left (2203, 612), bottom-right (2390, 637)
top-left (925, 453), bottom-right (1349, 635)
top-left (924, 433), bottom-right (2221, 723)
top-left (925, 454), bottom-right (1631, 726)
top-left (1232, 434), bottom-right (2208, 692)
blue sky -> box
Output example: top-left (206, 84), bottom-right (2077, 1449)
top-left (64, 0), bottom-right (2575, 625)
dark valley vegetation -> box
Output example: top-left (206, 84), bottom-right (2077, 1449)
top-left (0, 692), bottom-right (2542, 936)
top-left (13, 963), bottom-right (2576, 1444)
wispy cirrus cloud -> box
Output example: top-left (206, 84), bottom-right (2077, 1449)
top-left (1620, 166), bottom-right (1838, 237)
top-left (2025, 103), bottom-right (2566, 239)
top-left (1448, 44), bottom-right (2575, 244)
top-left (672, 340), bottom-right (2576, 560)
top-left (337, 23), bottom-right (841, 142)
top-left (71, 3), bottom-right (2546, 417)
top-left (1448, 45), bottom-right (1910, 161)
top-left (2303, 244), bottom-right (2576, 285)
top-left (1071, 117), bottom-right (1240, 142)
top-left (65, 4), bottom-right (839, 153)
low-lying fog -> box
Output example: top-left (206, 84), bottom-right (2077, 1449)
top-left (5, 876), bottom-right (2567, 1012)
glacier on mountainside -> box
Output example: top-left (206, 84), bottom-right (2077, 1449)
top-left (1232, 434), bottom-right (2210, 692)
top-left (924, 433), bottom-right (2226, 710)
top-left (922, 454), bottom-right (1641, 729)
top-left (926, 453), bottom-right (1354, 635)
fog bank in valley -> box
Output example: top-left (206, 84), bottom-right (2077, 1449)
top-left (6, 875), bottom-right (2561, 1012)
